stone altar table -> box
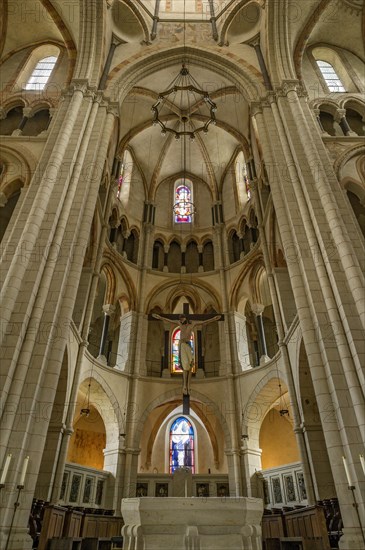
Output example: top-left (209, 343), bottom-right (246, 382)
top-left (121, 497), bottom-right (263, 549)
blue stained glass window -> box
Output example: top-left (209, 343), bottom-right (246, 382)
top-left (169, 417), bottom-right (195, 474)
top-left (171, 327), bottom-right (194, 374)
top-left (174, 184), bottom-right (192, 223)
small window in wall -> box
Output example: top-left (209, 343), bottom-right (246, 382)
top-left (171, 327), bottom-right (195, 374)
top-left (235, 152), bottom-right (251, 206)
top-left (316, 60), bottom-right (345, 92)
top-left (169, 416), bottom-right (195, 474)
top-left (174, 179), bottom-right (193, 223)
top-left (25, 56), bottom-right (58, 90)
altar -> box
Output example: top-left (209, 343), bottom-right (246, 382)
top-left (121, 496), bottom-right (263, 549)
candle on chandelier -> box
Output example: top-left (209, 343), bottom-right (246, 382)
top-left (0, 454), bottom-right (12, 485)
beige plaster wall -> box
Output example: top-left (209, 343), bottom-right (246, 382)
top-left (259, 408), bottom-right (299, 470)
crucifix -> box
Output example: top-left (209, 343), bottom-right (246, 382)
top-left (149, 303), bottom-right (224, 414)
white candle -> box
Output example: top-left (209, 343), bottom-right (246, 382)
top-left (0, 454), bottom-right (12, 485)
top-left (342, 456), bottom-right (352, 486)
top-left (360, 454), bottom-right (365, 476)
top-left (18, 456), bottom-right (29, 487)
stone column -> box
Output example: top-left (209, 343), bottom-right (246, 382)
top-left (335, 108), bottom-right (357, 137)
top-left (122, 448), bottom-right (141, 498)
top-left (163, 244), bottom-right (169, 272)
top-left (252, 84), bottom-right (364, 548)
top-left (313, 108), bottom-right (327, 134)
top-left (234, 312), bottom-right (251, 371)
top-left (11, 107), bottom-right (32, 136)
top-left (237, 231), bottom-right (245, 259)
top-left (249, 176), bottom-right (316, 505)
top-left (151, 0), bottom-right (161, 40)
top-left (121, 229), bottom-right (130, 258)
top-left (98, 304), bottom-right (115, 363)
top-left (181, 244), bottom-right (186, 274)
top-left (251, 304), bottom-right (270, 365)
top-left (240, 440), bottom-right (262, 497)
top-left (214, 222), bottom-right (244, 495)
top-left (197, 244), bottom-right (204, 272)
top-left (103, 435), bottom-right (126, 510)
top-left (115, 311), bottom-right (138, 372)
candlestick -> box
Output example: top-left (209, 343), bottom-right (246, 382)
top-left (18, 456), bottom-right (29, 487)
top-left (342, 456), bottom-right (352, 486)
top-left (0, 454), bottom-right (12, 486)
top-left (360, 454), bottom-right (365, 476)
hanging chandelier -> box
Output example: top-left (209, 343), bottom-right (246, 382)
top-left (80, 379), bottom-right (92, 417)
top-left (151, 63), bottom-right (217, 142)
top-left (152, 62), bottom-right (217, 220)
top-left (278, 382), bottom-right (289, 416)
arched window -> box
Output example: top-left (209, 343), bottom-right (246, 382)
top-left (117, 150), bottom-right (133, 205)
top-left (174, 179), bottom-right (193, 223)
top-left (235, 152), bottom-right (251, 207)
top-left (169, 417), bottom-right (195, 474)
top-left (25, 56), bottom-right (58, 90)
top-left (316, 60), bottom-right (345, 92)
top-left (171, 327), bottom-right (195, 374)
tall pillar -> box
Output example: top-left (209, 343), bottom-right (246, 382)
top-left (249, 174), bottom-right (316, 505)
top-left (181, 244), bottom-right (186, 274)
top-left (98, 304), bottom-right (115, 362)
top-left (163, 244), bottom-right (169, 272)
top-left (251, 303), bottom-right (270, 365)
top-left (197, 244), bottom-right (204, 272)
top-left (0, 78), bottom-right (119, 548)
top-left (103, 435), bottom-right (126, 510)
top-left (240, 440), bottom-right (262, 497)
top-left (252, 82), bottom-right (364, 549)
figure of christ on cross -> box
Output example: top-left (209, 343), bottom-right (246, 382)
top-left (151, 311), bottom-right (222, 395)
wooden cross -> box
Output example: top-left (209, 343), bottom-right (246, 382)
top-left (148, 302), bottom-right (224, 323)
top-left (149, 303), bottom-right (224, 415)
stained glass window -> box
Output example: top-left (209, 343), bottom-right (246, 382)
top-left (174, 184), bottom-right (192, 223)
top-left (316, 60), bottom-right (345, 92)
top-left (171, 327), bottom-right (195, 374)
top-left (235, 152), bottom-right (251, 205)
top-left (243, 162), bottom-right (251, 201)
top-left (169, 417), bottom-right (195, 474)
top-left (25, 56), bottom-right (58, 90)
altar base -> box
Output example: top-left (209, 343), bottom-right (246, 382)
top-left (121, 497), bottom-right (263, 550)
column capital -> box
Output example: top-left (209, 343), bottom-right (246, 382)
top-left (276, 79), bottom-right (308, 98)
top-left (103, 303), bottom-right (116, 315)
top-left (250, 102), bottom-right (263, 117)
top-left (22, 107), bottom-right (34, 118)
top-left (251, 303), bottom-right (265, 316)
top-left (334, 108), bottom-right (347, 123)
top-left (107, 102), bottom-right (120, 117)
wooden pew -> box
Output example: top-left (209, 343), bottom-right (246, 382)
top-left (283, 505), bottom-right (330, 550)
top-left (38, 505), bottom-right (67, 550)
top-left (81, 514), bottom-right (124, 539)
